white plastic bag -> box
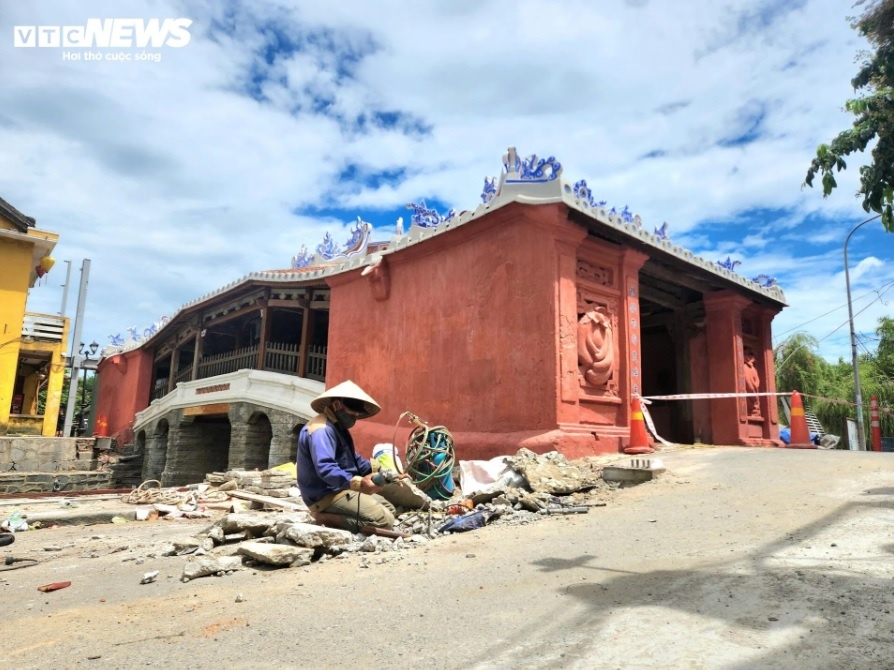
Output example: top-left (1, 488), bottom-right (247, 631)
top-left (459, 457), bottom-right (525, 495)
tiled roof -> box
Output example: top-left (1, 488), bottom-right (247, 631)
top-left (0, 196), bottom-right (36, 232)
top-left (108, 147), bottom-right (786, 357)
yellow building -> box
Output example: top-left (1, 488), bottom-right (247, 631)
top-left (0, 197), bottom-right (69, 436)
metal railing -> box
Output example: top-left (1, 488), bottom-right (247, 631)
top-left (22, 312), bottom-right (65, 342)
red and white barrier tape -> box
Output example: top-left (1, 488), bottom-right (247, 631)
top-left (641, 392), bottom-right (785, 401)
top-left (637, 391), bottom-right (893, 418)
top-left (638, 403), bottom-right (675, 448)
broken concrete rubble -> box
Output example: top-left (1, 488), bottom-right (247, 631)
top-left (237, 541), bottom-right (314, 567)
top-left (216, 512), bottom-right (310, 536)
top-left (278, 522), bottom-right (353, 549)
top-left (23, 448), bottom-right (659, 581)
top-left (181, 555), bottom-right (243, 581)
top-left (504, 448), bottom-right (606, 494)
top-left (205, 469), bottom-right (296, 498)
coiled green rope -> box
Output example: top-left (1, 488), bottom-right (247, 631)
top-left (392, 412), bottom-right (456, 500)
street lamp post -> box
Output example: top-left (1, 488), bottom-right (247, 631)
top-left (844, 213), bottom-right (882, 451)
top-left (76, 340), bottom-right (99, 437)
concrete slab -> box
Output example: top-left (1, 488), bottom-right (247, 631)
top-left (602, 457), bottom-right (666, 484)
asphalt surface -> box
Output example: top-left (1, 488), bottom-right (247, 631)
top-left (1, 445), bottom-right (893, 669)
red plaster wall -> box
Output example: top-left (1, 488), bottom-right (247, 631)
top-left (326, 203), bottom-right (566, 459)
top-left (96, 348), bottom-right (153, 446)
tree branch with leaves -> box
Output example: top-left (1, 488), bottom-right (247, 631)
top-left (805, 0), bottom-right (894, 231)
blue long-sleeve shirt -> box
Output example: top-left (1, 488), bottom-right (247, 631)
top-left (296, 415), bottom-right (372, 506)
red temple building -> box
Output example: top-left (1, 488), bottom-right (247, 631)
top-left (95, 148), bottom-right (786, 486)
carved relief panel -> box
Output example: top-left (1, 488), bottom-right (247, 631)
top-left (577, 260), bottom-right (614, 287)
top-left (576, 287), bottom-right (620, 399)
top-left (741, 316), bottom-right (762, 418)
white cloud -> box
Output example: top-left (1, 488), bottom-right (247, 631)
top-left (1, 0), bottom-right (890, 364)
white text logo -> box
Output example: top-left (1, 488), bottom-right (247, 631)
top-left (13, 19), bottom-right (192, 49)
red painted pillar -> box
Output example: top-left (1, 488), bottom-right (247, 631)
top-left (703, 292), bottom-right (752, 446)
top-left (870, 396), bottom-right (882, 452)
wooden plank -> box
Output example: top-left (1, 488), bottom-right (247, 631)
top-left (183, 403), bottom-right (230, 416)
top-left (268, 298), bottom-right (309, 309)
top-left (203, 302), bottom-right (263, 329)
top-left (226, 490), bottom-right (305, 511)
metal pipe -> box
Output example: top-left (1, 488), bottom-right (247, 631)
top-left (843, 214), bottom-right (881, 451)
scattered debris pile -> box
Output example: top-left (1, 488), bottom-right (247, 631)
top-left (170, 511), bottom-right (432, 580)
top-left (120, 480), bottom-right (225, 520)
top-left (96, 449), bottom-right (656, 581)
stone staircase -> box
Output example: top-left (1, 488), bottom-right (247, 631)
top-left (110, 443), bottom-right (145, 489)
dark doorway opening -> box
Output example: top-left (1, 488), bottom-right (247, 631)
top-left (638, 295), bottom-right (696, 445)
top-left (245, 412), bottom-right (273, 470)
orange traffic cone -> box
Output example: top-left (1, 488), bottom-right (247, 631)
top-left (624, 396), bottom-right (653, 454)
top-left (787, 391), bottom-right (815, 449)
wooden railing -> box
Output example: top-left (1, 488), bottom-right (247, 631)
top-left (173, 366), bottom-right (192, 386)
top-left (165, 342), bottom-right (329, 383)
top-left (150, 379), bottom-right (169, 401)
top-left (306, 344), bottom-right (327, 382)
top-left (264, 341), bottom-right (300, 374)
top-left (197, 345), bottom-right (259, 380)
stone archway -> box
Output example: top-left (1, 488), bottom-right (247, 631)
top-left (244, 411), bottom-right (273, 470)
top-left (142, 419), bottom-right (169, 482)
top-left (163, 415), bottom-right (231, 486)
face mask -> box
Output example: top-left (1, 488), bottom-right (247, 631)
top-left (335, 409), bottom-right (357, 429)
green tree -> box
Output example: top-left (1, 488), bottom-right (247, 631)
top-left (805, 0), bottom-right (894, 231)
top-left (777, 320), bottom-right (894, 445)
top-left (775, 332), bottom-right (864, 446)
top-left (875, 315), bottom-right (894, 376)
top-left (774, 332), bottom-right (832, 396)
top-left (866, 316), bottom-right (894, 437)
top-left (38, 373), bottom-right (94, 423)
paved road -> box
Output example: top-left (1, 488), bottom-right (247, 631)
top-left (2, 446), bottom-right (893, 669)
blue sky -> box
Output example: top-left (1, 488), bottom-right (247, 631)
top-left (1, 0), bottom-right (892, 362)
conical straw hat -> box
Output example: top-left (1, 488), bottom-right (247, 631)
top-left (310, 380), bottom-right (381, 419)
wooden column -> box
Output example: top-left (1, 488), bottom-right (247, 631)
top-left (673, 308), bottom-right (693, 442)
top-left (167, 348), bottom-right (177, 393)
top-left (191, 327), bottom-right (203, 381)
top-left (298, 306), bottom-right (314, 378)
top-left (256, 297), bottom-right (270, 371)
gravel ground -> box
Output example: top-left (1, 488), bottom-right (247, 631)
top-left (1, 445), bottom-right (893, 669)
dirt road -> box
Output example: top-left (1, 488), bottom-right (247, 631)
top-left (2, 446), bottom-right (893, 669)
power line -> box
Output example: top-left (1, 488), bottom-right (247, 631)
top-left (773, 279), bottom-right (894, 341)
top-left (775, 286), bottom-right (893, 370)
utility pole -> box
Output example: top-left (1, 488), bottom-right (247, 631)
top-left (843, 214), bottom-right (881, 451)
top-left (59, 260), bottom-right (71, 317)
top-left (63, 259), bottom-right (90, 437)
